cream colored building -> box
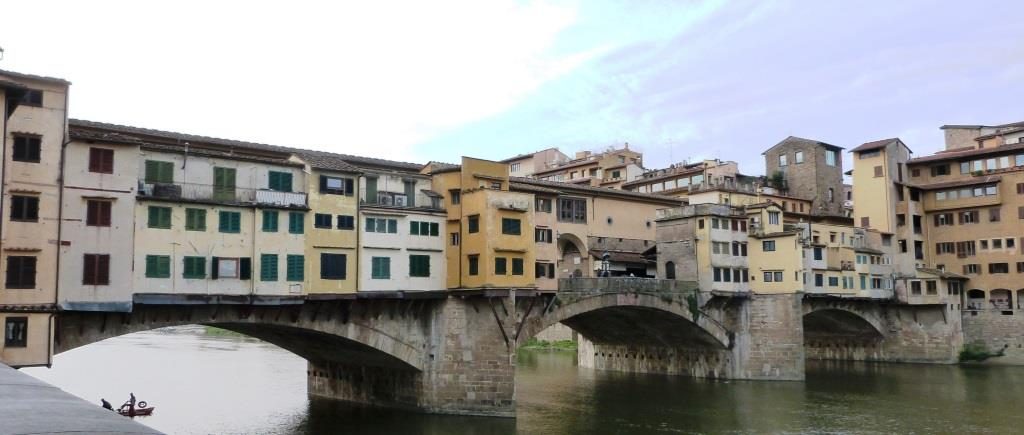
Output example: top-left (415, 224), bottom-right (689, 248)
top-left (530, 146), bottom-right (644, 189)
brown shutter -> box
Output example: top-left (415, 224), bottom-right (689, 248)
top-left (97, 255), bottom-right (110, 285)
top-left (100, 202), bottom-right (111, 226)
top-left (88, 148), bottom-right (100, 172)
top-left (83, 254), bottom-right (96, 285)
top-left (86, 201), bottom-right (98, 226)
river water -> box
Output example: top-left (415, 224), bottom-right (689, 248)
top-left (21, 325), bottom-right (1024, 434)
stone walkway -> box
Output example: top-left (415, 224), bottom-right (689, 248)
top-left (0, 364), bottom-right (162, 435)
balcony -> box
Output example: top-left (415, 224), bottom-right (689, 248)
top-left (139, 182), bottom-right (307, 208)
top-left (359, 188), bottom-right (443, 211)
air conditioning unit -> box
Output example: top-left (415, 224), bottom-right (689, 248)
top-left (394, 195), bottom-right (408, 207)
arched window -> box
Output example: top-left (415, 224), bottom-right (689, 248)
top-left (827, 187), bottom-right (835, 203)
top-left (665, 261), bottom-right (676, 280)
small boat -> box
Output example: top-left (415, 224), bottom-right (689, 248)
top-left (118, 400), bottom-right (155, 417)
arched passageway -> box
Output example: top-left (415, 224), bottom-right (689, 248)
top-left (803, 308), bottom-right (885, 361)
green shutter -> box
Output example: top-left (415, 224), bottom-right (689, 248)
top-left (410, 221), bottom-right (419, 235)
top-left (365, 177), bottom-right (378, 203)
top-left (183, 256), bottom-right (206, 279)
top-left (262, 210), bottom-right (278, 232)
top-left (148, 206), bottom-right (171, 229)
top-left (268, 171), bottom-right (293, 192)
top-left (185, 209), bottom-right (206, 231)
top-left (286, 255), bottom-right (304, 281)
top-left (260, 254), bottom-right (278, 281)
top-left (429, 222), bottom-right (439, 236)
top-left (387, 219), bottom-right (397, 234)
top-left (213, 167), bottom-right (237, 201)
top-left (145, 160), bottom-right (174, 183)
top-left (512, 258), bottom-right (524, 276)
top-left (410, 255), bottom-right (430, 277)
top-left (289, 212), bottom-right (304, 234)
top-left (495, 257), bottom-right (507, 275)
top-left (146, 255), bottom-right (170, 278)
top-left (219, 211), bottom-right (241, 233)
top-left (372, 257), bottom-right (390, 279)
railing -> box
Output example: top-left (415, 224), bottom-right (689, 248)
top-left (139, 182), bottom-right (307, 207)
top-left (358, 188), bottom-right (442, 210)
top-left (558, 277), bottom-right (699, 294)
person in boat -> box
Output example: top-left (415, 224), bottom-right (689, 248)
top-left (101, 398), bottom-right (113, 411)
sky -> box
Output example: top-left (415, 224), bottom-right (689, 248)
top-left (2, 0), bottom-right (1023, 175)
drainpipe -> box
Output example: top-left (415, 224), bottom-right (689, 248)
top-left (251, 205), bottom-right (257, 297)
top-left (1, 94), bottom-right (9, 250)
top-left (354, 173), bottom-right (360, 292)
top-left (50, 87), bottom-right (71, 367)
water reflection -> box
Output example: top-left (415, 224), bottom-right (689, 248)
top-left (22, 326), bottom-right (1024, 434)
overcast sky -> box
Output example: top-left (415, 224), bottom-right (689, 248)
top-left (2, 1), bottom-right (1023, 175)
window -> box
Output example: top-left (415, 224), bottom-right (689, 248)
top-left (449, 190), bottom-right (461, 205)
top-left (319, 175), bottom-right (354, 195)
top-left (827, 188), bottom-right (834, 203)
top-left (825, 150), bottom-right (837, 166)
top-left (260, 254), bottom-right (278, 281)
top-left (337, 215), bottom-right (355, 230)
top-left (911, 168), bottom-right (921, 178)
top-left (11, 195), bottom-right (39, 222)
top-left (933, 213), bottom-right (952, 226)
top-left (828, 276), bottom-right (839, 287)
top-left (410, 255), bottom-right (431, 277)
top-left (535, 228), bottom-right (553, 243)
top-left (82, 254), bottom-right (110, 285)
top-left (314, 213), bottom-right (333, 229)
top-left (873, 165), bottom-right (883, 177)
top-left (286, 255), bottom-right (304, 281)
top-left (1019, 206), bottom-right (1024, 220)
top-left (183, 256), bottom-right (206, 279)
top-left (371, 257), bottom-right (391, 279)
top-left (261, 210), bottom-right (278, 232)
top-left (187, 208), bottom-right (208, 231)
top-left (289, 212), bottom-right (305, 234)
top-left (212, 167), bottom-right (237, 200)
top-left (795, 151), bottom-right (804, 164)
top-left (219, 211), bottom-right (242, 233)
top-left (508, 258), bottom-right (525, 276)
top-left (961, 161), bottom-right (971, 174)
top-left (930, 165), bottom-right (950, 176)
top-left (267, 171), bottom-right (293, 192)
top-left (955, 241), bottom-right (976, 258)
top-left (86, 200), bottom-right (112, 226)
top-left (963, 264), bottom-right (980, 274)
top-left (4, 318), bottom-right (27, 348)
top-left (144, 160), bottom-right (174, 184)
top-left (534, 198), bottom-right (552, 213)
top-left (410, 221), bottom-right (439, 236)
top-left (450, 232), bottom-right (460, 246)
top-left (1018, 262), bottom-right (1024, 273)
top-left (12, 135), bottom-right (41, 162)
top-left (763, 240), bottom-right (776, 251)
top-left (468, 215), bottom-right (480, 233)
top-left (147, 206), bottom-right (172, 229)
top-left (935, 242), bottom-right (955, 255)
top-left (778, 154), bottom-right (788, 166)
top-left (713, 268), bottom-right (722, 282)
top-left (495, 257), bottom-right (507, 275)
top-left (5, 256), bottom-right (37, 289)
top-left (1018, 183), bottom-right (1024, 195)
top-left (813, 247), bottom-right (823, 260)
top-left (558, 198), bottom-right (587, 224)
top-left (88, 148), bottom-right (114, 173)
top-left (320, 254), bottom-right (346, 280)
top-left (365, 217), bottom-right (397, 234)
top-left (990, 208), bottom-right (1001, 222)
top-left (973, 160), bottom-right (983, 172)
top-left (763, 271), bottom-right (784, 282)
top-left (815, 274), bottom-right (824, 287)
top-left (989, 263), bottom-right (1009, 274)
top-left (468, 255), bottom-right (479, 276)
top-left (768, 211), bottom-right (780, 225)
top-left (959, 210), bottom-right (979, 224)
top-left (911, 281), bottom-right (922, 295)
top-left (213, 257), bottom-right (248, 279)
top-left (502, 218), bottom-right (521, 235)
top-left (145, 255), bottom-right (171, 278)
top-left (19, 88), bottom-right (43, 106)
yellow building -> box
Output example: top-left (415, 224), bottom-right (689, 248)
top-left (0, 69), bottom-right (70, 367)
top-left (429, 157), bottom-right (536, 289)
top-left (299, 152), bottom-right (360, 294)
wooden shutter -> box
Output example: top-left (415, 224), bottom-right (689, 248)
top-left (97, 255), bottom-right (110, 285)
top-left (211, 257), bottom-right (220, 279)
top-left (430, 222), bottom-right (439, 236)
top-left (239, 258), bottom-right (252, 280)
top-left (319, 175), bottom-right (329, 192)
top-left (344, 178), bottom-right (354, 196)
top-left (83, 255), bottom-right (97, 285)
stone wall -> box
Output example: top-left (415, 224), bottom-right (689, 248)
top-left (731, 293), bottom-right (805, 380)
top-left (578, 336), bottom-right (733, 378)
top-left (963, 310), bottom-right (1024, 364)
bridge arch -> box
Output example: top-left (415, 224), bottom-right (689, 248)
top-left (55, 302), bottom-right (427, 371)
top-left (518, 291), bottom-right (732, 350)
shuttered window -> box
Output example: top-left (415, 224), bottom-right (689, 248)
top-left (371, 257), bottom-right (391, 279)
top-left (12, 135), bottom-right (41, 162)
top-left (260, 254), bottom-right (278, 281)
top-left (314, 213), bottom-right (332, 228)
top-left (144, 160), bottom-right (174, 183)
top-left (262, 210), bottom-right (278, 232)
top-left (409, 221), bottom-right (440, 236)
top-left (501, 218), bottom-right (521, 235)
top-left (289, 212), bottom-right (305, 234)
top-left (218, 211), bottom-right (241, 233)
top-left (86, 200), bottom-right (112, 226)
top-left (147, 206), bottom-right (172, 229)
top-left (319, 175), bottom-right (354, 195)
top-left (82, 254), bottom-right (111, 285)
top-left (183, 256), bottom-right (206, 279)
top-left (145, 255), bottom-right (171, 278)
top-left (5, 256), bottom-right (37, 289)
top-left (495, 257), bottom-right (507, 275)
top-left (336, 215), bottom-right (354, 230)
top-left (88, 148), bottom-right (115, 173)
top-left (321, 254), bottom-right (346, 280)
top-left (468, 215), bottom-right (479, 233)
top-left (286, 255), bottom-right (304, 281)
top-left (213, 167), bottom-right (237, 201)
top-left (468, 255), bottom-right (479, 276)
top-left (267, 171), bottom-right (293, 192)
top-left (511, 258), bottom-right (524, 276)
top-left (11, 195), bottom-right (39, 222)
top-left (409, 255), bottom-right (430, 277)
top-left (185, 208), bottom-right (206, 231)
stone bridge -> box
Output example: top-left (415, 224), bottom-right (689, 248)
top-left (53, 279), bottom-right (962, 417)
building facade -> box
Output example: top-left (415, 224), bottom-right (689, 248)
top-left (763, 136), bottom-right (845, 217)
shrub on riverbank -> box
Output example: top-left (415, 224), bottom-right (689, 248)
top-left (519, 338), bottom-right (577, 351)
top-left (959, 343), bottom-right (1005, 362)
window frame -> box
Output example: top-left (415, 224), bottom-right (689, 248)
top-left (86, 199), bottom-right (112, 227)
top-left (82, 253), bottom-right (111, 285)
top-left (88, 147), bottom-right (115, 173)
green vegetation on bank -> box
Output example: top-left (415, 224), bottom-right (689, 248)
top-left (959, 343), bottom-right (1005, 362)
top-left (518, 337), bottom-right (577, 351)
top-left (204, 326), bottom-right (248, 338)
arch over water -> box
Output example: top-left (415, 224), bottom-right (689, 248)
top-left (802, 308), bottom-right (884, 341)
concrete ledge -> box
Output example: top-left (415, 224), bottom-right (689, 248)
top-left (0, 364), bottom-right (163, 435)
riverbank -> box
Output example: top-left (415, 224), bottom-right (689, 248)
top-left (518, 338), bottom-right (577, 351)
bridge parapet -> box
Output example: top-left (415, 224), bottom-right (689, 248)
top-left (557, 277), bottom-right (698, 295)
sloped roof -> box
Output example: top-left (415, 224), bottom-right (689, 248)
top-left (907, 142), bottom-right (1024, 164)
top-left (849, 138), bottom-right (901, 153)
top-left (510, 177), bottom-right (682, 204)
top-left (298, 151), bottom-right (360, 173)
top-left (762, 136), bottom-right (843, 155)
top-left (0, 69), bottom-right (71, 85)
